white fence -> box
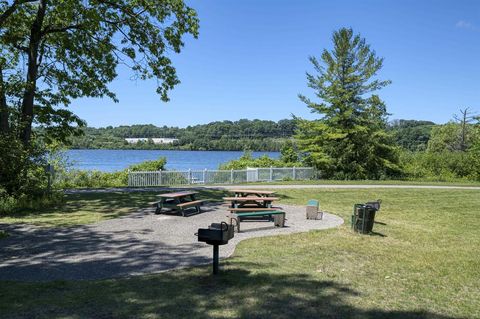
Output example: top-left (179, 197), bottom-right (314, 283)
top-left (128, 167), bottom-right (315, 187)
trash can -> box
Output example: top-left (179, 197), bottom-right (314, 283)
top-left (352, 204), bottom-right (377, 234)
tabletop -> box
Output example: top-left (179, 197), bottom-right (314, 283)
top-left (230, 189), bottom-right (276, 195)
top-left (223, 197), bottom-right (279, 201)
top-left (157, 191), bottom-right (198, 198)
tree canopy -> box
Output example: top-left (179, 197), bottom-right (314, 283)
top-left (296, 28), bottom-right (401, 179)
top-left (0, 0), bottom-right (199, 145)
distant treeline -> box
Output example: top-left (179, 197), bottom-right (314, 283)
top-left (65, 118), bottom-right (438, 152)
top-left (387, 119), bottom-right (436, 151)
top-left (68, 119), bottom-right (296, 151)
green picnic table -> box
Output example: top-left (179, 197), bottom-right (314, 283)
top-left (152, 191), bottom-right (204, 217)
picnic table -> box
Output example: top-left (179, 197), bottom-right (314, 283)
top-left (153, 191), bottom-right (204, 217)
top-left (223, 196), bottom-right (279, 209)
top-left (230, 189), bottom-right (276, 198)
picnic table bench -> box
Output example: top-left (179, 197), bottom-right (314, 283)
top-left (223, 196), bottom-right (279, 208)
top-left (228, 210), bottom-right (286, 232)
top-left (151, 191), bottom-right (204, 217)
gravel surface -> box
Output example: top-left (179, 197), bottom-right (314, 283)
top-left (0, 204), bottom-right (343, 281)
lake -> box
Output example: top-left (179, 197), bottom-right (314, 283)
top-left (65, 149), bottom-right (280, 172)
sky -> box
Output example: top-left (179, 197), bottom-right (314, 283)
top-left (70, 0), bottom-right (480, 128)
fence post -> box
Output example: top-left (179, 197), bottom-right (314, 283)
top-left (293, 166), bottom-right (296, 180)
top-left (127, 169), bottom-right (131, 187)
top-left (269, 166), bottom-right (273, 182)
top-left (203, 168), bottom-right (207, 184)
top-left (159, 169), bottom-right (162, 185)
top-left (188, 169), bottom-right (192, 184)
top-left (230, 169), bottom-right (234, 184)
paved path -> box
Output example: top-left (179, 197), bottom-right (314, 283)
top-left (65, 184), bottom-right (480, 194)
top-left (0, 204), bottom-right (343, 282)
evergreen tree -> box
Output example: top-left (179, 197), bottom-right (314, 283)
top-left (296, 28), bottom-right (401, 179)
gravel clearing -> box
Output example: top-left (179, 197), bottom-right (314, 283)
top-left (0, 204), bottom-right (343, 282)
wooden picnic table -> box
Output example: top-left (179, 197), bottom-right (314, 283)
top-left (153, 191), bottom-right (204, 217)
top-left (230, 189), bottom-right (276, 198)
top-left (223, 196), bottom-right (279, 209)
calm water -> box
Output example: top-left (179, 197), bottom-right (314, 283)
top-left (65, 149), bottom-right (280, 172)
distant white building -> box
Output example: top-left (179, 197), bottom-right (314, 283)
top-left (125, 138), bottom-right (178, 144)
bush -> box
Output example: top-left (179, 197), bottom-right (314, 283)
top-left (0, 190), bottom-right (63, 215)
top-left (0, 135), bottom-right (50, 196)
top-left (219, 152), bottom-right (301, 170)
top-left (400, 151), bottom-right (480, 182)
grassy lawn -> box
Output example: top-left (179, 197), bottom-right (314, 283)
top-left (1, 188), bottom-right (479, 318)
top-left (250, 179), bottom-right (480, 187)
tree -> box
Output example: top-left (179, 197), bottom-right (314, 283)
top-left (427, 108), bottom-right (479, 153)
top-left (0, 0), bottom-right (199, 195)
top-left (453, 107), bottom-right (478, 152)
top-left (280, 139), bottom-right (299, 163)
top-left (296, 28), bottom-right (401, 179)
top-left (0, 0), bottom-right (199, 145)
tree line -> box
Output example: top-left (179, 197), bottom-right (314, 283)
top-left (65, 119), bottom-right (296, 151)
top-left (63, 118), bottom-right (456, 153)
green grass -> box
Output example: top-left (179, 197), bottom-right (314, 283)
top-left (250, 179), bottom-right (480, 187)
top-left (1, 188), bottom-right (479, 318)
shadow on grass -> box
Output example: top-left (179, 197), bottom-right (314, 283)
top-left (0, 188), bottom-right (230, 226)
top-left (1, 263), bottom-right (463, 319)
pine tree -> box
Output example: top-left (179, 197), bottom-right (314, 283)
top-left (296, 28), bottom-right (401, 179)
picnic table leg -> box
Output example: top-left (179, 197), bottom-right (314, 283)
top-left (156, 198), bottom-right (165, 214)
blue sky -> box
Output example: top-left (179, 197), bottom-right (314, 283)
top-left (70, 0), bottom-right (480, 128)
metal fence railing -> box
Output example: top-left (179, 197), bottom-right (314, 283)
top-left (128, 167), bottom-right (315, 187)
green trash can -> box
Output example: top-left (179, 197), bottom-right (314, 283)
top-left (352, 204), bottom-right (377, 234)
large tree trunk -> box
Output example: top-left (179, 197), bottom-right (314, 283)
top-left (19, 0), bottom-right (46, 145)
top-left (0, 65), bottom-right (9, 134)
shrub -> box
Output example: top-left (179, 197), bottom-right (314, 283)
top-left (0, 190), bottom-right (63, 215)
top-left (219, 152), bottom-right (301, 170)
top-left (400, 151), bottom-right (480, 182)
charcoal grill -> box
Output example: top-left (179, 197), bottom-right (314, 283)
top-left (196, 222), bottom-right (234, 274)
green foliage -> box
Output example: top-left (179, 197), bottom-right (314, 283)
top-left (427, 122), bottom-right (479, 152)
top-left (400, 150), bottom-right (480, 182)
top-left (280, 140), bottom-right (300, 163)
top-left (66, 119), bottom-right (297, 151)
top-left (128, 157), bottom-right (167, 171)
top-left (296, 28), bottom-right (401, 179)
top-left (219, 152), bottom-right (300, 170)
top-left (0, 190), bottom-right (63, 215)
top-left (0, 134), bottom-right (50, 195)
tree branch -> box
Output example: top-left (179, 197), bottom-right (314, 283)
top-left (42, 23), bottom-right (85, 35)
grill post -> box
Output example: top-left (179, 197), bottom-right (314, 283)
top-left (213, 244), bottom-right (219, 275)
